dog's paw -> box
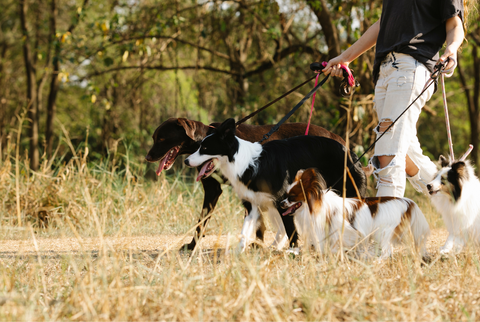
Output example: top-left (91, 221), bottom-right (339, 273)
top-left (421, 253), bottom-right (433, 264)
top-left (439, 246), bottom-right (452, 255)
top-left (285, 247), bottom-right (301, 256)
top-left (179, 241), bottom-right (196, 252)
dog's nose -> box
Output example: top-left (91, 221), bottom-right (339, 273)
top-left (426, 184), bottom-right (432, 190)
top-left (280, 200), bottom-right (288, 209)
top-left (145, 154), bottom-right (152, 162)
top-left (184, 158), bottom-right (190, 166)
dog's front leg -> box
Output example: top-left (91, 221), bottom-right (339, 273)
top-left (440, 234), bottom-right (455, 254)
top-left (181, 176), bottom-right (223, 251)
top-left (265, 206), bottom-right (288, 250)
top-left (238, 202), bottom-right (261, 252)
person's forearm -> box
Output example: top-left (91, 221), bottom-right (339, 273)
top-left (322, 19), bottom-right (380, 76)
top-left (341, 20), bottom-right (380, 63)
top-left (445, 16), bottom-right (464, 53)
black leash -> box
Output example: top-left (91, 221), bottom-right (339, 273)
top-left (258, 74), bottom-right (330, 143)
top-left (328, 60), bottom-right (448, 192)
top-left (235, 75), bottom-right (317, 126)
top-left (236, 62), bottom-right (358, 128)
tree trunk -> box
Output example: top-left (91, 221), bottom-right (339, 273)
top-left (20, 0), bottom-right (39, 170)
top-left (46, 0), bottom-right (59, 158)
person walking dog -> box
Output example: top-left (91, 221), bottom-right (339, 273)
top-left (322, 0), bottom-right (469, 197)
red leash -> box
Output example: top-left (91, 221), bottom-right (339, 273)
top-left (305, 73), bottom-right (320, 135)
top-left (305, 62), bottom-right (354, 135)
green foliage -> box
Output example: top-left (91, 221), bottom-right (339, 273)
top-left (1, 0), bottom-right (479, 171)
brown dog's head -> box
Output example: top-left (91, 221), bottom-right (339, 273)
top-left (280, 168), bottom-right (327, 216)
top-left (145, 118), bottom-right (209, 175)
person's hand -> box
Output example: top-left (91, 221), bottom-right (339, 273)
top-left (321, 55), bottom-right (350, 78)
top-left (439, 47), bottom-right (457, 71)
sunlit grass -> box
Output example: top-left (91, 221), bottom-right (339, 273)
top-left (1, 133), bottom-right (480, 321)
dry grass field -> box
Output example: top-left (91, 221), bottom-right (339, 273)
top-left (1, 139), bottom-right (480, 321)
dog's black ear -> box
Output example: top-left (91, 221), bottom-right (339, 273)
top-left (438, 155), bottom-right (450, 168)
top-left (217, 118), bottom-right (236, 139)
top-left (451, 161), bottom-right (468, 180)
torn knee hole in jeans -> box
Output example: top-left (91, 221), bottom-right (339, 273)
top-left (375, 119), bottom-right (394, 135)
top-left (372, 155), bottom-right (398, 186)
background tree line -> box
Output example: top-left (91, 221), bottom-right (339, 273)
top-left (1, 0), bottom-right (479, 175)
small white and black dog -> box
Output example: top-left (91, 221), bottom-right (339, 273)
top-left (184, 118), bottom-right (366, 252)
top-left (427, 156), bottom-right (480, 254)
top-left (281, 168), bottom-right (430, 259)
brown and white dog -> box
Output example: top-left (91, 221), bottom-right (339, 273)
top-left (427, 156), bottom-right (480, 254)
top-left (145, 118), bottom-right (348, 250)
top-left (280, 168), bottom-right (430, 259)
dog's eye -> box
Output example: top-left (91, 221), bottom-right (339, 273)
top-left (201, 146), bottom-right (207, 151)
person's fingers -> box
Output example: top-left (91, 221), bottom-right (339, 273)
top-left (321, 67), bottom-right (331, 75)
top-left (439, 51), bottom-right (456, 70)
top-left (322, 60), bottom-right (336, 73)
top-left (333, 65), bottom-right (343, 78)
top-left (445, 57), bottom-right (456, 70)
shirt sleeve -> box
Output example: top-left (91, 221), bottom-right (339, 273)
top-left (441, 0), bottom-right (464, 22)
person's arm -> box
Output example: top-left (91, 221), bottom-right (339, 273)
top-left (322, 19), bottom-right (381, 77)
top-left (440, 15), bottom-right (464, 70)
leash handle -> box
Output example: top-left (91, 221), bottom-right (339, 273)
top-left (460, 144), bottom-right (474, 162)
top-left (310, 61), bottom-right (358, 97)
top-left (438, 57), bottom-right (456, 78)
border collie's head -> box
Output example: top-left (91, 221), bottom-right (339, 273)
top-left (427, 155), bottom-right (471, 202)
top-left (280, 168), bottom-right (327, 215)
top-left (184, 118), bottom-right (239, 169)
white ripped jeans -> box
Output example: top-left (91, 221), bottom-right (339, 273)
top-left (371, 52), bottom-right (438, 197)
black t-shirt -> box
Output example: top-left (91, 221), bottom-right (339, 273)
top-left (373, 0), bottom-right (464, 83)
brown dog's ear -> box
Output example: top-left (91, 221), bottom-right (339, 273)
top-left (306, 190), bottom-right (315, 214)
top-left (177, 118), bottom-right (200, 141)
top-left (295, 169), bottom-right (305, 182)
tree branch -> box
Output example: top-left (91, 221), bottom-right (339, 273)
top-left (111, 35), bottom-right (230, 59)
top-left (85, 64), bottom-right (240, 79)
top-left (244, 44), bottom-right (323, 78)
top-left (306, 0), bottom-right (340, 58)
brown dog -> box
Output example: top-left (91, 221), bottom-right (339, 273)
top-left (146, 118), bottom-right (348, 250)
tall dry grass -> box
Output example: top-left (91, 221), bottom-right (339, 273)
top-left (1, 122), bottom-right (480, 321)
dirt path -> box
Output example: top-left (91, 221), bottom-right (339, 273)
top-left (0, 229), bottom-right (449, 256)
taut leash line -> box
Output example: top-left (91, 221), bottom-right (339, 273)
top-left (235, 75), bottom-right (317, 126)
top-left (237, 62), bottom-right (358, 128)
top-left (327, 61), bottom-right (449, 192)
top-left (439, 57), bottom-right (457, 161)
top-left (258, 74), bottom-right (330, 143)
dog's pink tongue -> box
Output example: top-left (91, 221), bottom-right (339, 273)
top-left (156, 156), bottom-right (168, 176)
top-left (282, 206), bottom-right (293, 216)
top-left (196, 162), bottom-right (210, 182)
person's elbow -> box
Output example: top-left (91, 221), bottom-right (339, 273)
top-left (446, 15), bottom-right (464, 33)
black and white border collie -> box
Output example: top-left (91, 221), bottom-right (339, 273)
top-left (281, 168), bottom-right (430, 259)
top-left (184, 118), bottom-right (366, 252)
top-left (427, 156), bottom-right (480, 254)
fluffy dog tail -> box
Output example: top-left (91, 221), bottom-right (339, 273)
top-left (409, 203), bottom-right (431, 258)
